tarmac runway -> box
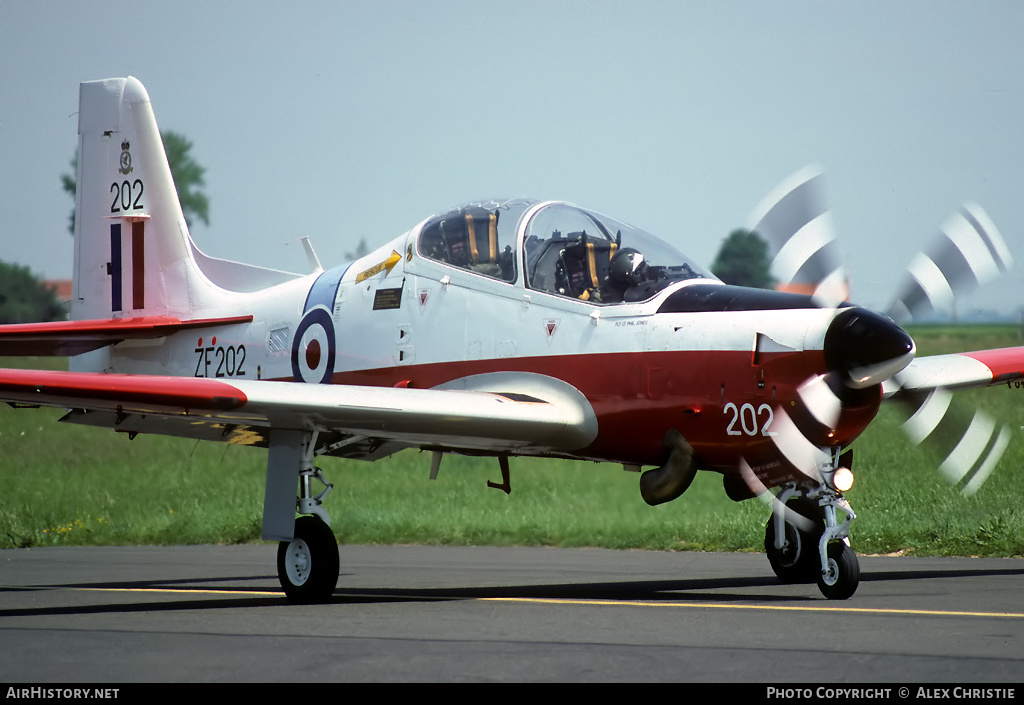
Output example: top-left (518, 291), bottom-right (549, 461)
top-left (1, 544), bottom-right (1023, 685)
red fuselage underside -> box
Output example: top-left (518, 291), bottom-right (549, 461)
top-left (320, 348), bottom-right (880, 483)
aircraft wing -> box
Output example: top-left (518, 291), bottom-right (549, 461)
top-left (884, 347), bottom-right (1024, 398)
top-left (0, 316), bottom-right (254, 356)
top-left (0, 368), bottom-right (598, 456)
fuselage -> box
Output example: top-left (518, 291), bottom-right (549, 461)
top-left (87, 199), bottom-right (904, 489)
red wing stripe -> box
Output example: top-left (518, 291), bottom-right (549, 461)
top-left (0, 369), bottom-right (248, 412)
top-left (963, 347), bottom-right (1024, 383)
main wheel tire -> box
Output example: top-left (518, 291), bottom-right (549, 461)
top-left (816, 542), bottom-right (860, 600)
top-left (277, 515), bottom-right (340, 603)
top-left (764, 497), bottom-right (825, 584)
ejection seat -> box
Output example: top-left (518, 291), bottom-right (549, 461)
top-left (555, 232), bottom-right (619, 301)
top-left (419, 206), bottom-right (514, 281)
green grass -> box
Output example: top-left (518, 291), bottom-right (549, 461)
top-left (2, 323), bottom-right (1023, 556)
top-left (904, 322), bottom-right (1024, 355)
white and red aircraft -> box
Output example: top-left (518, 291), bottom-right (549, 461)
top-left (2, 77), bottom-right (1022, 602)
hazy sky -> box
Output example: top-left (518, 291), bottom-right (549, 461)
top-left (2, 1), bottom-right (1022, 317)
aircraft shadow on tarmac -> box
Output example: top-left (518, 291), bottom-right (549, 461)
top-left (3, 564), bottom-right (1024, 617)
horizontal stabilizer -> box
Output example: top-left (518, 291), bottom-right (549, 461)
top-left (0, 315), bottom-right (253, 356)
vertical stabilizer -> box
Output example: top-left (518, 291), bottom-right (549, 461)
top-left (73, 77), bottom-right (209, 322)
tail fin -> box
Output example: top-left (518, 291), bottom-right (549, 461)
top-left (73, 77), bottom-right (209, 321)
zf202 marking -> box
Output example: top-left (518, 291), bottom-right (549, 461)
top-left (110, 180), bottom-right (144, 213)
top-left (723, 402), bottom-right (776, 437)
top-left (194, 344), bottom-right (246, 378)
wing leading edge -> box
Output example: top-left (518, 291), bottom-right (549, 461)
top-left (884, 346), bottom-right (1024, 398)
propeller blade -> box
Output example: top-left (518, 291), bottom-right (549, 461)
top-left (796, 374), bottom-right (843, 431)
top-left (883, 202), bottom-right (1013, 492)
top-left (894, 384), bottom-right (1012, 495)
top-left (739, 458), bottom-right (817, 532)
top-left (768, 406), bottom-right (831, 483)
top-left (746, 167), bottom-right (1011, 496)
top-left (886, 203), bottom-right (1012, 324)
top-left (748, 165), bottom-right (849, 306)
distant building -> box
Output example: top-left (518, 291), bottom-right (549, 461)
top-left (43, 279), bottom-right (72, 319)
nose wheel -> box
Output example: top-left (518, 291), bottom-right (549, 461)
top-left (765, 484), bottom-right (860, 600)
top-left (277, 515), bottom-right (339, 603)
top-left (817, 541), bottom-right (860, 600)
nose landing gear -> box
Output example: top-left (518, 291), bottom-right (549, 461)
top-left (817, 541), bottom-right (860, 600)
top-left (765, 482), bottom-right (860, 600)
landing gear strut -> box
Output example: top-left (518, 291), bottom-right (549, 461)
top-left (265, 430), bottom-right (340, 603)
top-left (765, 482), bottom-right (859, 600)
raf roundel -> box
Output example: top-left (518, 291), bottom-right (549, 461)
top-left (291, 307), bottom-right (336, 384)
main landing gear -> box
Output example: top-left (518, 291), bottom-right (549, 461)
top-left (266, 431), bottom-right (340, 604)
top-left (764, 482), bottom-right (860, 600)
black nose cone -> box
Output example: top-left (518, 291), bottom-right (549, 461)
top-left (824, 307), bottom-right (916, 388)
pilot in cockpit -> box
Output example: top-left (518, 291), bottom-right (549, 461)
top-left (593, 247), bottom-right (647, 303)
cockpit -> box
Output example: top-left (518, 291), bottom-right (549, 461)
top-left (416, 199), bottom-right (716, 304)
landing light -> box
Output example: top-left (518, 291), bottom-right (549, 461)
top-left (833, 467), bottom-right (854, 492)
